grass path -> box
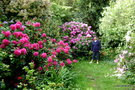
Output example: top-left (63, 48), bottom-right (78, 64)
top-left (73, 60), bottom-right (133, 90)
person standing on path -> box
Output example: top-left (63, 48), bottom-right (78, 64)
top-left (90, 36), bottom-right (101, 64)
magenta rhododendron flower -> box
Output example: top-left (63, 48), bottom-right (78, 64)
top-left (114, 59), bottom-right (119, 63)
top-left (48, 63), bottom-right (52, 66)
top-left (13, 32), bottom-right (23, 38)
top-left (20, 26), bottom-right (25, 31)
top-left (65, 46), bottom-right (70, 50)
top-left (14, 49), bottom-right (21, 56)
top-left (20, 48), bottom-right (27, 55)
top-left (52, 51), bottom-right (57, 55)
top-left (47, 57), bottom-right (53, 63)
top-left (53, 61), bottom-right (58, 65)
top-left (38, 66), bottom-right (43, 71)
top-left (33, 22), bottom-right (41, 27)
top-left (10, 24), bottom-right (16, 30)
top-left (12, 40), bottom-right (18, 45)
top-left (66, 59), bottom-right (72, 64)
top-left (16, 21), bottom-right (22, 26)
top-left (26, 21), bottom-right (32, 25)
top-left (19, 37), bottom-right (29, 44)
top-left (38, 41), bottom-right (43, 45)
top-left (31, 43), bottom-right (40, 50)
top-left (33, 52), bottom-right (39, 56)
top-left (2, 31), bottom-right (11, 37)
top-left (58, 40), bottom-right (64, 45)
top-left (40, 53), bottom-right (47, 58)
top-left (56, 48), bottom-right (61, 53)
top-left (51, 39), bottom-right (56, 43)
top-left (2, 39), bottom-right (10, 45)
top-left (41, 33), bottom-right (46, 37)
top-left (73, 59), bottom-right (78, 63)
top-left (63, 49), bottom-right (69, 54)
top-left (15, 24), bottom-right (21, 29)
top-left (86, 34), bottom-right (92, 38)
top-left (60, 62), bottom-right (65, 67)
top-left (39, 45), bottom-right (43, 49)
top-left (0, 44), bottom-right (6, 48)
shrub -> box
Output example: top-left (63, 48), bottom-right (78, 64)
top-left (99, 0), bottom-right (135, 47)
top-left (0, 21), bottom-right (78, 89)
top-left (0, 0), bottom-right (50, 21)
top-left (60, 21), bottom-right (96, 57)
top-left (114, 30), bottom-right (135, 84)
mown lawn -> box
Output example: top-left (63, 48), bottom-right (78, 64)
top-left (73, 60), bottom-right (134, 90)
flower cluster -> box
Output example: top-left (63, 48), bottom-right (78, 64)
top-left (0, 21), bottom-right (78, 88)
top-left (113, 31), bottom-right (135, 79)
top-left (60, 21), bottom-right (96, 53)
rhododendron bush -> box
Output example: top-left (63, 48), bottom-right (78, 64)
top-left (0, 21), bottom-right (77, 89)
top-left (60, 21), bottom-right (96, 56)
top-left (114, 31), bottom-right (135, 84)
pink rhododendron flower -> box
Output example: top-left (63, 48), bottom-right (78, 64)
top-left (38, 41), bottom-right (43, 45)
top-left (10, 24), bottom-right (16, 30)
top-left (114, 59), bottom-right (119, 63)
top-left (39, 45), bottom-right (43, 49)
top-left (86, 34), bottom-right (92, 38)
top-left (53, 61), bottom-right (58, 65)
top-left (0, 44), bottom-right (6, 48)
top-left (19, 37), bottom-right (29, 44)
top-left (64, 43), bottom-right (69, 46)
top-left (47, 57), bottom-right (53, 63)
top-left (14, 49), bottom-right (21, 56)
top-left (40, 53), bottom-right (47, 58)
top-left (38, 66), bottom-right (43, 71)
top-left (31, 43), bottom-right (40, 50)
top-left (20, 26), bottom-right (25, 31)
top-left (26, 21), bottom-right (32, 25)
top-left (43, 39), bottom-right (47, 42)
top-left (65, 46), bottom-right (70, 50)
top-left (33, 52), bottom-right (39, 56)
top-left (16, 21), bottom-right (22, 25)
top-left (2, 31), bottom-right (11, 37)
top-left (15, 24), bottom-right (21, 29)
top-left (21, 48), bottom-right (27, 55)
top-left (12, 40), bottom-right (18, 45)
top-left (73, 59), bottom-right (78, 63)
top-left (63, 49), bottom-right (69, 54)
top-left (13, 32), bottom-right (23, 38)
top-left (58, 40), bottom-right (64, 45)
top-left (66, 59), bottom-right (72, 64)
top-left (41, 33), bottom-right (46, 37)
top-left (56, 48), bottom-right (61, 53)
top-left (33, 22), bottom-right (41, 27)
top-left (60, 62), bottom-right (65, 67)
top-left (51, 39), bottom-right (56, 43)
top-left (2, 39), bottom-right (10, 45)
top-left (52, 51), bottom-right (57, 55)
top-left (48, 63), bottom-right (52, 66)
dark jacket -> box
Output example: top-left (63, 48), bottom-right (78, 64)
top-left (91, 40), bottom-right (101, 52)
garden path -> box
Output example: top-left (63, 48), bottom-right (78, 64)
top-left (74, 60), bottom-right (133, 90)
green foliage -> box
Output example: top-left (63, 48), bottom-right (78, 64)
top-left (51, 2), bottom-right (73, 23)
top-left (0, 0), bottom-right (51, 21)
top-left (99, 0), bottom-right (135, 47)
top-left (19, 65), bottom-right (77, 89)
top-left (74, 0), bottom-right (110, 30)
